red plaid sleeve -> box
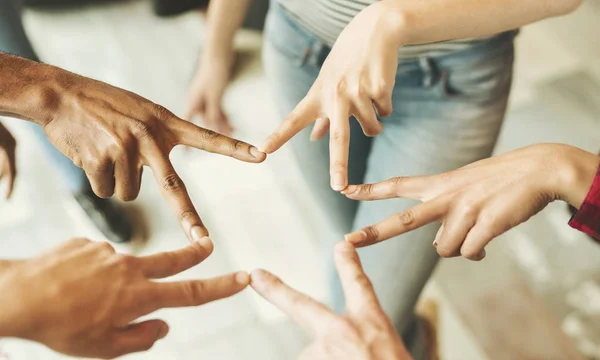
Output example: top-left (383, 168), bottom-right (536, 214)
top-left (569, 164), bottom-right (600, 240)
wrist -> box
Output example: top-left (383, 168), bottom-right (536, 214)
top-left (554, 145), bottom-right (600, 209)
top-left (378, 1), bottom-right (412, 47)
top-left (0, 55), bottom-right (60, 125)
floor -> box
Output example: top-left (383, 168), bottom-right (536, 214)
top-left (0, 0), bottom-right (599, 359)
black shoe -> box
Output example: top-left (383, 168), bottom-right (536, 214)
top-left (74, 189), bottom-right (134, 243)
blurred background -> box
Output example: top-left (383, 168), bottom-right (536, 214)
top-left (0, 0), bottom-right (599, 359)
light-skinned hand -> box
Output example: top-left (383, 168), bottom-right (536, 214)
top-left (343, 144), bottom-right (600, 260)
top-left (259, 2), bottom-right (403, 191)
top-left (185, 55), bottom-right (234, 137)
top-left (250, 242), bottom-right (412, 360)
top-left (0, 237), bottom-right (249, 359)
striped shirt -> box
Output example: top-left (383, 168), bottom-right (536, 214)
top-left (275, 0), bottom-right (492, 59)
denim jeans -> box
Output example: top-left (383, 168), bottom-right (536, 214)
top-left (0, 0), bottom-right (90, 193)
top-left (263, 4), bottom-right (515, 358)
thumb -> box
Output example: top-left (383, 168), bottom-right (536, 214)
top-left (111, 320), bottom-right (169, 357)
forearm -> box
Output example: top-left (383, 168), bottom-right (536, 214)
top-left (381, 0), bottom-right (581, 46)
top-left (202, 0), bottom-right (251, 61)
top-left (0, 52), bottom-right (60, 125)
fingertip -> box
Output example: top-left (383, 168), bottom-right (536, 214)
top-left (341, 185), bottom-right (358, 196)
top-left (193, 236), bottom-right (214, 253)
top-left (235, 271), bottom-right (250, 286)
top-left (331, 172), bottom-right (347, 192)
top-left (249, 147), bottom-right (267, 162)
top-left (157, 321), bottom-right (169, 339)
top-left (344, 230), bottom-right (367, 247)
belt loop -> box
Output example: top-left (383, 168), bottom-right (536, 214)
top-left (419, 56), bottom-right (434, 87)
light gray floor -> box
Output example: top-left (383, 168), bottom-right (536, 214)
top-left (0, 0), bottom-right (599, 359)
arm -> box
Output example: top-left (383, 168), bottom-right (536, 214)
top-left (343, 144), bottom-right (600, 260)
top-left (0, 52), bottom-right (265, 244)
top-left (259, 0), bottom-right (581, 191)
top-left (382, 0), bottom-right (581, 46)
top-left (185, 0), bottom-right (251, 135)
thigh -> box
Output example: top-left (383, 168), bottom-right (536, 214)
top-left (355, 34), bottom-right (516, 332)
top-left (262, 4), bottom-right (372, 237)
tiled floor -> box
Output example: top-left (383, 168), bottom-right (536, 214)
top-left (1, 0), bottom-right (599, 359)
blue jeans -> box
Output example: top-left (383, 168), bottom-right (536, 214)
top-left (263, 4), bottom-right (515, 357)
top-left (0, 0), bottom-right (90, 193)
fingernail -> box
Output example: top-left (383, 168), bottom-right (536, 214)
top-left (331, 172), bottom-right (346, 191)
top-left (345, 230), bottom-right (366, 244)
top-left (195, 236), bottom-right (214, 251)
top-left (191, 226), bottom-right (207, 243)
top-left (157, 323), bottom-right (169, 339)
top-left (341, 185), bottom-right (356, 195)
top-left (249, 146), bottom-right (264, 158)
top-left (235, 271), bottom-right (250, 285)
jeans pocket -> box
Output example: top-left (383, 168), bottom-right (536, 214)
top-left (264, 5), bottom-right (313, 66)
top-left (438, 44), bottom-right (515, 103)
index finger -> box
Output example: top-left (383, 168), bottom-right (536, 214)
top-left (344, 197), bottom-right (449, 247)
top-left (137, 237), bottom-right (214, 279)
top-left (333, 242), bottom-right (381, 315)
top-left (147, 271), bottom-right (250, 311)
top-left (342, 176), bottom-right (429, 201)
top-left (260, 97), bottom-right (320, 154)
top-left (171, 119), bottom-right (266, 163)
top-left (329, 95), bottom-right (350, 191)
top-left (250, 269), bottom-right (338, 336)
top-left (147, 154), bottom-right (207, 242)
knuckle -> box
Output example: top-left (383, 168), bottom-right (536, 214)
top-left (162, 174), bottom-right (185, 192)
top-left (95, 241), bottom-right (116, 254)
top-left (330, 129), bottom-right (345, 142)
top-left (390, 176), bottom-right (404, 188)
top-left (353, 272), bottom-right (374, 292)
top-left (460, 245), bottom-right (481, 260)
top-left (153, 104), bottom-right (174, 121)
top-left (362, 183), bottom-right (374, 196)
top-left (363, 226), bottom-right (380, 242)
top-left (395, 209), bottom-right (415, 226)
top-left (131, 120), bottom-right (153, 141)
top-left (372, 80), bottom-right (391, 99)
top-left (457, 200), bottom-right (479, 218)
top-left (334, 79), bottom-right (348, 95)
top-left (200, 128), bottom-right (220, 143)
top-left (228, 140), bottom-right (245, 154)
top-left (184, 281), bottom-right (205, 304)
top-left (178, 210), bottom-right (198, 223)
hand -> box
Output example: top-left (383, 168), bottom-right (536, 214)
top-left (0, 237), bottom-right (249, 359)
top-left (260, 2), bottom-right (403, 191)
top-left (250, 242), bottom-right (411, 360)
top-left (40, 66), bottom-right (266, 242)
top-left (343, 144), bottom-right (600, 260)
top-left (0, 122), bottom-right (16, 199)
top-left (184, 55), bottom-right (234, 136)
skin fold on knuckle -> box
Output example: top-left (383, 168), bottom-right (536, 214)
top-left (162, 173), bottom-right (185, 193)
top-left (362, 226), bottom-right (380, 243)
